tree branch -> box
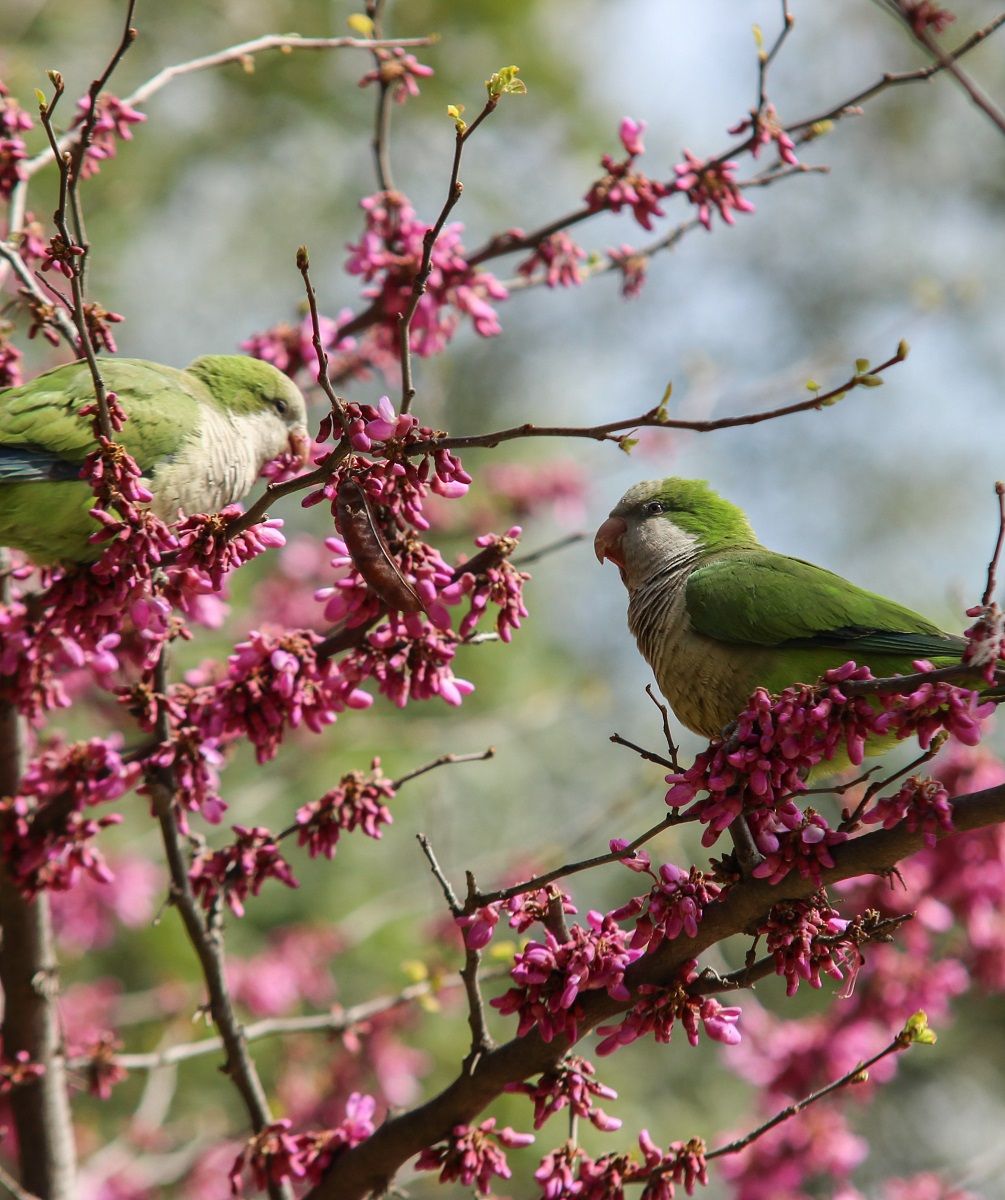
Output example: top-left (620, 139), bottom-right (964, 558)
top-left (306, 782), bottom-right (1005, 1200)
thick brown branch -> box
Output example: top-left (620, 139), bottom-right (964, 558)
top-left (307, 783), bottom-right (1005, 1200)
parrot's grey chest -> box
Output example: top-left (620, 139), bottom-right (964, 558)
top-left (627, 560), bottom-right (743, 738)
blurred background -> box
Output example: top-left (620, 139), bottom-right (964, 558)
top-left (3, 0), bottom-right (1005, 1195)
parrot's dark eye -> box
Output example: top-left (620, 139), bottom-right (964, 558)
top-left (272, 398), bottom-right (288, 415)
top-left (643, 500), bottom-right (666, 516)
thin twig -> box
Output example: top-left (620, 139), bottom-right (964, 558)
top-left (645, 684), bottom-right (681, 772)
top-left (841, 661), bottom-right (1001, 696)
top-left (889, 0), bottom-right (1005, 136)
top-left (757, 1), bottom-right (796, 112)
top-left (416, 833), bottom-right (463, 914)
top-left (392, 748), bottom-right (495, 790)
top-left (707, 1029), bottom-right (910, 1159)
top-left (468, 811), bottom-right (693, 909)
top-left (609, 732), bottom-right (676, 772)
top-left (62, 970), bottom-right (507, 1074)
top-left (296, 245), bottom-right (351, 437)
top-left (981, 481), bottom-right (1005, 607)
top-left (512, 531), bottom-right (586, 567)
top-left (786, 14), bottom-right (1005, 133)
top-left (460, 874), bottom-right (493, 1067)
top-left (366, 0), bottom-right (396, 191)
top-left (0, 1164), bottom-right (42, 1200)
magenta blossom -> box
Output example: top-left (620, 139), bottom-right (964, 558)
top-left (673, 150), bottom-right (755, 229)
top-left (414, 1118), bottom-right (534, 1194)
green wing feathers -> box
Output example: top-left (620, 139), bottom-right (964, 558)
top-left (685, 550), bottom-right (965, 659)
top-left (0, 359), bottom-right (203, 470)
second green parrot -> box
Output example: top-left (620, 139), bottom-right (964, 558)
top-left (0, 355), bottom-right (310, 564)
top-left (594, 477), bottom-right (966, 738)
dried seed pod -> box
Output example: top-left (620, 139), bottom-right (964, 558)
top-left (336, 479), bottom-right (423, 613)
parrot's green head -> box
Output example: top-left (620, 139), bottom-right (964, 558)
top-left (187, 355), bottom-right (311, 467)
top-left (594, 477), bottom-right (757, 589)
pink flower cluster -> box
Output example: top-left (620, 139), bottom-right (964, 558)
top-left (189, 825), bottom-right (299, 917)
top-left (506, 1055), bottom-right (621, 1132)
top-left (0, 1050), bottom-right (45, 1094)
top-left (664, 663), bottom-right (993, 882)
top-left (358, 47), bottom-right (434, 103)
top-left (0, 330), bottom-right (23, 387)
top-left (82, 1032), bottom-right (128, 1100)
top-left (861, 775), bottom-right (953, 847)
top-left (585, 117), bottom-right (672, 231)
top-left (516, 231), bottom-right (588, 288)
top-left (457, 885), bottom-right (578, 951)
top-left (295, 760), bottom-right (396, 859)
top-left (608, 243), bottom-right (649, 298)
top-left (902, 1), bottom-right (956, 35)
top-left (414, 1118), bottom-right (534, 1194)
top-left (673, 150), bottom-right (755, 230)
top-left (72, 92), bottom-right (146, 178)
top-left (611, 862), bottom-right (721, 952)
top-left (534, 1132), bottom-right (708, 1200)
top-left (242, 308), bottom-right (357, 381)
top-left (595, 964), bottom-right (741, 1056)
top-left (0, 737), bottom-right (138, 895)
top-left (0, 81), bottom-right (32, 199)
top-left (757, 894), bottom-right (852, 996)
top-left (177, 629), bottom-right (373, 765)
top-left (728, 103), bottom-right (798, 165)
top-left (228, 1093), bottom-right (377, 1195)
top-left (169, 507), bottom-right (286, 600)
top-left (491, 911), bottom-right (643, 1043)
top-left (345, 190), bottom-right (508, 362)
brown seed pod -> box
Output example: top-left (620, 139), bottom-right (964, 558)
top-left (336, 479), bottom-right (423, 613)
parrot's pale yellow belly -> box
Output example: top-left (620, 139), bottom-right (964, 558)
top-left (628, 570), bottom-right (774, 739)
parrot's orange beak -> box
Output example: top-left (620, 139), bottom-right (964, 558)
top-left (288, 427), bottom-right (312, 468)
top-left (594, 515), bottom-right (627, 568)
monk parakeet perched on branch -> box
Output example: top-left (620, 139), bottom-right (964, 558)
top-left (0, 355), bottom-right (310, 564)
top-left (594, 478), bottom-right (965, 738)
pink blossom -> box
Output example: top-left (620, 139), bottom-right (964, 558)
top-left (73, 93), bottom-right (146, 178)
top-left (457, 902), bottom-right (502, 950)
top-left (0, 136), bottom-right (27, 198)
top-left (596, 962), bottom-right (741, 1054)
top-left (227, 927), bottom-right (341, 1017)
top-left (295, 760), bottom-right (396, 859)
top-left (862, 775), bottom-right (953, 847)
top-left (0, 335), bottom-right (23, 387)
top-left (414, 1118), bottom-right (534, 1194)
top-left (0, 738), bottom-right (137, 896)
top-left (358, 47), bottom-right (434, 104)
top-left (82, 1032), bottom-right (128, 1100)
top-left (243, 307), bottom-right (357, 380)
top-left (619, 116), bottom-right (647, 157)
top-left (504, 885), bottom-right (578, 933)
top-left (585, 157), bottom-right (671, 231)
top-left (901, 2), bottom-right (956, 35)
top-left (673, 150), bottom-right (755, 229)
top-left (344, 190), bottom-right (508, 362)
top-left (516, 232), bottom-right (588, 288)
top-left (0, 1051), bottom-right (45, 1094)
top-left (728, 104), bottom-right (798, 165)
top-left (189, 825), bottom-right (299, 917)
top-left (507, 1055), bottom-right (621, 1132)
top-left (491, 911), bottom-right (643, 1043)
top-left (612, 863), bottom-right (720, 951)
top-left (608, 244), bottom-right (649, 298)
top-left (759, 895), bottom-right (852, 996)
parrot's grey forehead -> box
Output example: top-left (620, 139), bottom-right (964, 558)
top-left (612, 480), bottom-right (664, 512)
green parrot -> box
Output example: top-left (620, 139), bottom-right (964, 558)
top-left (0, 355), bottom-right (310, 564)
top-left (594, 477), bottom-right (966, 738)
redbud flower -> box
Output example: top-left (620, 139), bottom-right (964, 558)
top-left (189, 825), bottom-right (299, 917)
top-left (414, 1118), bottom-right (534, 1194)
top-left (862, 775), bottom-right (953, 848)
top-left (295, 761), bottom-right (396, 859)
top-left (358, 48), bottom-right (434, 104)
top-left (728, 104), bottom-right (798, 165)
top-left (673, 150), bottom-right (756, 229)
top-left (516, 232), bottom-right (588, 288)
top-left (507, 1055), bottom-right (621, 1131)
top-left (619, 116), bottom-right (647, 156)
